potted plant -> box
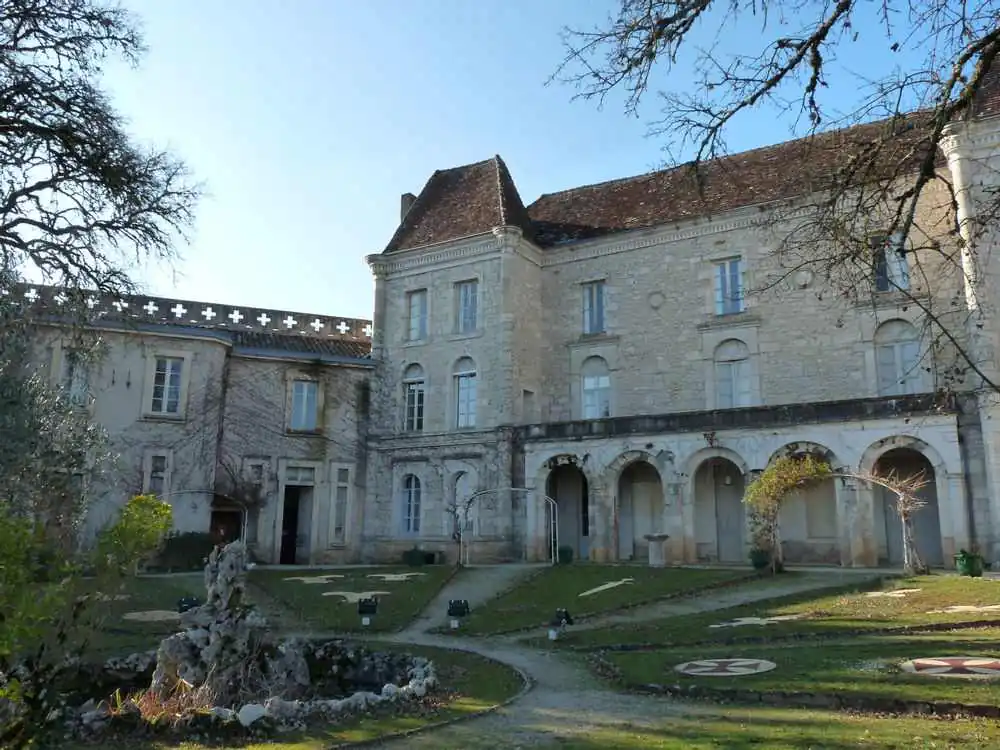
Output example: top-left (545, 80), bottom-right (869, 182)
top-left (749, 546), bottom-right (772, 571)
top-left (954, 547), bottom-right (985, 578)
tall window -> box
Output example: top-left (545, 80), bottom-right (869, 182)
top-left (146, 454), bottom-right (169, 497)
top-left (61, 349), bottom-right (89, 406)
top-left (407, 289), bottom-right (428, 341)
top-left (581, 356), bottom-right (611, 419)
top-left (713, 258), bottom-right (744, 315)
top-left (403, 363), bottom-right (425, 432)
top-left (455, 280), bottom-right (478, 333)
top-left (402, 474), bottom-right (421, 534)
top-left (331, 466), bottom-right (351, 544)
top-left (582, 280), bottom-right (606, 334)
top-left (150, 356), bottom-right (183, 415)
top-left (875, 320), bottom-right (923, 395)
top-left (290, 379), bottom-right (319, 431)
top-left (872, 233), bottom-right (910, 292)
top-left (714, 339), bottom-right (753, 408)
top-left (454, 357), bottom-right (477, 429)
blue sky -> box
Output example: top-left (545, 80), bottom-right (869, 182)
top-left (103, 0), bottom-right (924, 321)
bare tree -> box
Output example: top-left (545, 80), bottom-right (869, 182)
top-left (554, 0), bottom-right (1000, 393)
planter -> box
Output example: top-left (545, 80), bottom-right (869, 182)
top-left (955, 550), bottom-right (985, 578)
top-left (749, 548), bottom-right (772, 571)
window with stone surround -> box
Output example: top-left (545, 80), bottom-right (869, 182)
top-left (454, 357), bottom-right (477, 429)
top-left (150, 356), bottom-right (183, 415)
top-left (581, 356), bottom-right (611, 419)
top-left (455, 280), bottom-right (478, 333)
top-left (60, 348), bottom-right (90, 407)
top-left (402, 474), bottom-right (421, 534)
top-left (402, 363), bottom-right (425, 432)
top-left (582, 280), bottom-right (606, 334)
top-left (329, 463), bottom-right (352, 545)
top-left (874, 320), bottom-right (923, 395)
top-left (714, 339), bottom-right (752, 408)
top-left (407, 289), bottom-right (428, 341)
top-left (713, 258), bottom-right (744, 315)
top-left (289, 379), bottom-right (319, 431)
top-left (143, 451), bottom-right (171, 498)
top-left (871, 233), bottom-right (909, 292)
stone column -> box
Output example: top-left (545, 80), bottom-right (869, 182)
top-left (849, 480), bottom-right (878, 567)
top-left (661, 480), bottom-right (686, 563)
top-left (943, 472), bottom-right (969, 560)
top-left (588, 478), bottom-right (612, 562)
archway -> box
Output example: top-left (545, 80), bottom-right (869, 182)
top-left (693, 457), bottom-right (746, 563)
top-left (874, 448), bottom-right (944, 567)
top-left (616, 460), bottom-right (663, 561)
top-left (546, 463), bottom-right (589, 560)
top-left (768, 443), bottom-right (841, 564)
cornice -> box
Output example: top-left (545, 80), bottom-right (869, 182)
top-left (539, 203), bottom-right (812, 267)
top-left (941, 119), bottom-right (1000, 156)
top-left (366, 235), bottom-right (502, 278)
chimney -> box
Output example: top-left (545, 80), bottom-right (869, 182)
top-left (400, 192), bottom-right (417, 223)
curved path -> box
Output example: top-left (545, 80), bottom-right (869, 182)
top-left (253, 567), bottom-right (877, 748)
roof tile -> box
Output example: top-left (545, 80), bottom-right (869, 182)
top-left (231, 331), bottom-right (371, 360)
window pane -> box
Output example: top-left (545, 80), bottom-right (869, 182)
top-left (337, 468), bottom-right (350, 484)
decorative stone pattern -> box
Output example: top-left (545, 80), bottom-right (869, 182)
top-left (899, 656), bottom-right (1000, 679)
top-left (674, 658), bottom-right (777, 676)
top-left (367, 572), bottom-right (426, 582)
top-left (578, 578), bottom-right (635, 598)
top-left (284, 574), bottom-right (346, 584)
top-left (926, 604), bottom-right (1000, 614)
top-left (14, 282), bottom-right (372, 341)
top-left (321, 590), bottom-right (392, 603)
top-left (708, 614), bottom-right (806, 629)
top-left (864, 588), bottom-right (922, 598)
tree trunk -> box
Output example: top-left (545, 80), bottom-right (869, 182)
top-left (899, 505), bottom-right (927, 575)
top-left (771, 508), bottom-right (783, 574)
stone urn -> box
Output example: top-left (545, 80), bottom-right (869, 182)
top-left (644, 533), bottom-right (670, 568)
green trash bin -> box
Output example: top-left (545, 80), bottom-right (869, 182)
top-left (954, 549), bottom-right (985, 578)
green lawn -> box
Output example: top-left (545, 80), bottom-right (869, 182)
top-left (603, 628), bottom-right (1000, 706)
top-left (553, 575), bottom-right (1000, 649)
top-left (249, 565), bottom-right (456, 633)
top-left (526, 709), bottom-right (1000, 749)
top-left (452, 565), bottom-right (754, 636)
top-left (66, 643), bottom-right (524, 750)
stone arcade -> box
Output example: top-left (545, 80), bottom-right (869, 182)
top-left (23, 72), bottom-right (1000, 568)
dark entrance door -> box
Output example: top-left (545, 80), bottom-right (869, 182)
top-left (280, 486), bottom-right (301, 565)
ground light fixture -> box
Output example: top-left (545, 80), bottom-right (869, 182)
top-left (548, 608), bottom-right (573, 641)
top-left (447, 598), bottom-right (471, 629)
top-left (358, 596), bottom-right (378, 627)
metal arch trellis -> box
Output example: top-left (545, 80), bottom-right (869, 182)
top-left (458, 487), bottom-right (559, 566)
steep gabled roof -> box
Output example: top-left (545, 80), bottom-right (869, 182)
top-left (526, 115), bottom-right (937, 246)
top-left (382, 155), bottom-right (533, 253)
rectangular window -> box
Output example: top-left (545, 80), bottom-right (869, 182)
top-left (715, 361), bottom-right (753, 408)
top-left (456, 373), bottom-right (477, 428)
top-left (285, 465), bottom-right (316, 485)
top-left (455, 280), bottom-right (478, 333)
top-left (404, 380), bottom-right (425, 431)
top-left (872, 234), bottom-right (910, 292)
top-left (877, 341), bottom-right (922, 395)
top-left (407, 289), bottom-right (428, 341)
top-left (61, 350), bottom-right (89, 406)
top-left (713, 259), bottom-right (744, 315)
top-left (582, 280), bottom-right (606, 334)
top-left (330, 465), bottom-right (351, 544)
top-left (146, 454), bottom-right (169, 497)
top-left (150, 356), bottom-right (183, 415)
top-left (582, 375), bottom-right (611, 419)
top-left (290, 379), bottom-right (319, 431)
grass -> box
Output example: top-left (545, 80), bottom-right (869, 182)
top-left (249, 564), bottom-right (456, 632)
top-left (603, 627), bottom-right (1000, 705)
top-left (65, 643), bottom-right (524, 750)
top-left (523, 709), bottom-right (1000, 749)
top-left (453, 565), bottom-right (753, 635)
top-left (550, 574), bottom-right (1000, 649)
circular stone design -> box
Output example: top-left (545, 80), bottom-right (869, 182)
top-left (674, 658), bottom-right (777, 676)
top-left (648, 291), bottom-right (665, 310)
top-left (122, 610), bottom-right (182, 623)
top-left (899, 656), bottom-right (1000, 679)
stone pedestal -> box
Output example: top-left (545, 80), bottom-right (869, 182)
top-left (645, 533), bottom-right (670, 568)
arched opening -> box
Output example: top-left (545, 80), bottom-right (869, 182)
top-left (546, 463), bottom-right (589, 560)
top-left (766, 444), bottom-right (840, 564)
top-left (874, 448), bottom-right (943, 567)
top-left (693, 458), bottom-right (745, 563)
top-left (616, 461), bottom-right (663, 560)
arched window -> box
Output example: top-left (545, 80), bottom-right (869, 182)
top-left (402, 363), bottom-right (425, 432)
top-left (581, 356), bottom-right (611, 419)
top-left (453, 357), bottom-right (477, 429)
top-left (714, 339), bottom-right (752, 408)
top-left (875, 320), bottom-right (923, 395)
top-left (402, 474), bottom-right (421, 534)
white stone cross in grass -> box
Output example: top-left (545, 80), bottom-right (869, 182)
top-left (926, 603), bottom-right (1000, 614)
top-left (864, 588), bottom-right (922, 598)
top-left (367, 572), bottom-right (426, 582)
top-left (321, 590), bottom-right (391, 603)
top-left (283, 574), bottom-right (345, 584)
top-left (708, 614), bottom-right (806, 629)
top-left (578, 578), bottom-right (635, 598)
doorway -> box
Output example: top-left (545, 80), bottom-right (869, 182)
top-left (546, 462), bottom-right (589, 560)
top-left (279, 485), bottom-right (313, 565)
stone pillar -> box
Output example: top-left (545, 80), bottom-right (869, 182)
top-left (645, 534), bottom-right (670, 567)
top-left (943, 472), bottom-right (969, 561)
top-left (525, 487), bottom-right (551, 562)
top-left (588, 479), bottom-right (612, 562)
top-left (662, 480), bottom-right (687, 563)
top-left (850, 481), bottom-right (878, 567)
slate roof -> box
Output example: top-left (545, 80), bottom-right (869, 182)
top-left (231, 331), bottom-right (371, 360)
top-left (382, 155), bottom-right (533, 253)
